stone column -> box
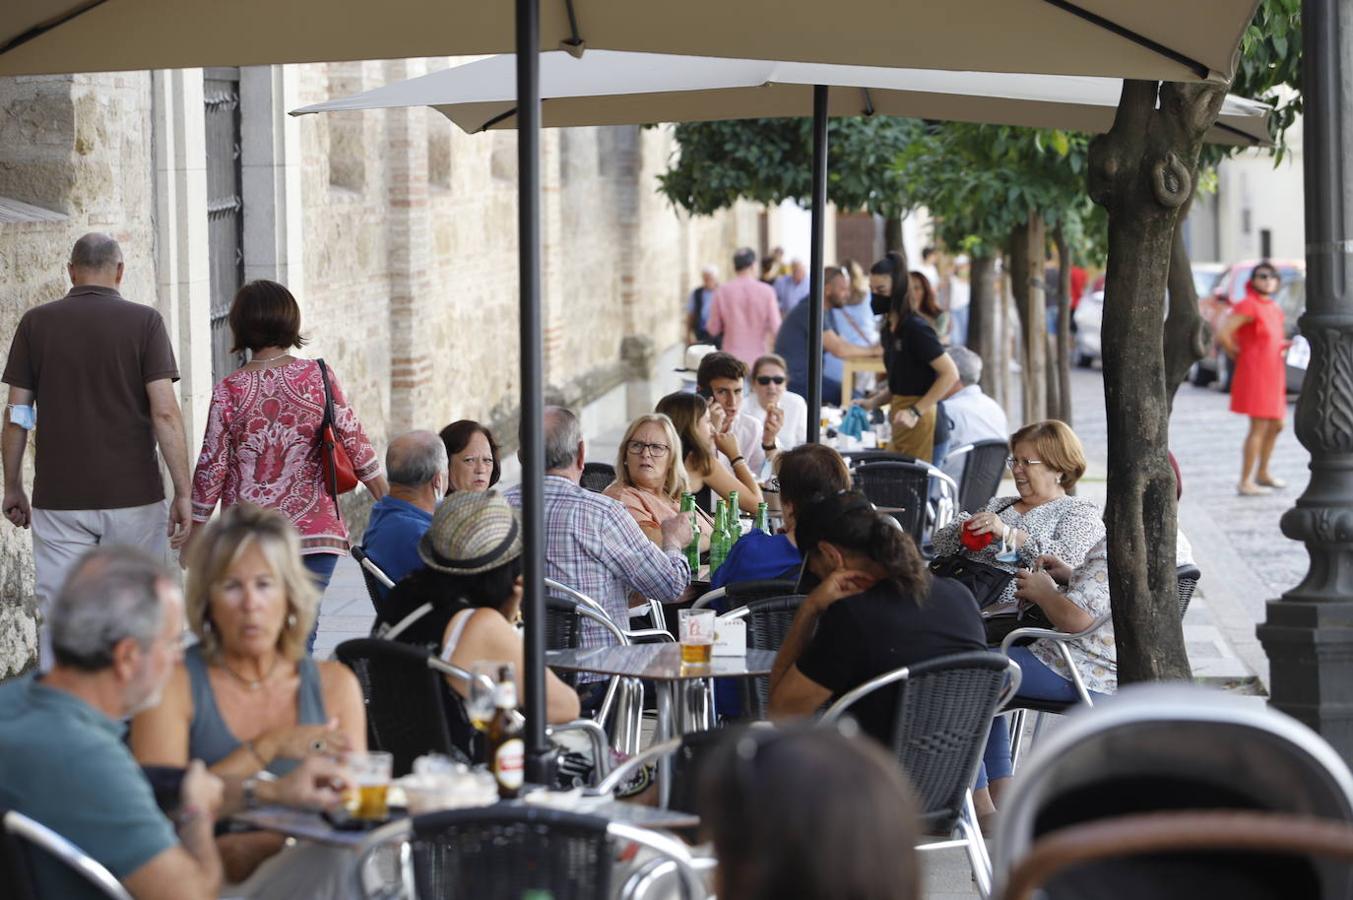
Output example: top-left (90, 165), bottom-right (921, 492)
top-left (1257, 0), bottom-right (1353, 760)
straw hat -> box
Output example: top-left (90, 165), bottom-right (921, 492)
top-left (417, 490), bottom-right (522, 575)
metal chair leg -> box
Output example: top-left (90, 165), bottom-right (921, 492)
top-left (1007, 709), bottom-right (1027, 773)
top-left (957, 790), bottom-right (993, 899)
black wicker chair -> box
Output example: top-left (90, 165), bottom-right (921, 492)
top-left (580, 462), bottom-right (616, 493)
top-left (350, 546), bottom-right (394, 612)
top-left (853, 459), bottom-right (933, 541)
top-left (589, 728), bottom-right (731, 815)
top-left (822, 650), bottom-right (1021, 898)
top-left (2, 808), bottom-right (129, 900)
top-left (690, 577), bottom-right (800, 611)
top-left (719, 593), bottom-right (806, 719)
top-left (839, 449), bottom-right (916, 467)
top-left (334, 638), bottom-right (471, 775)
top-left (1177, 563), bottom-right (1202, 618)
top-left (945, 439), bottom-right (1011, 515)
top-left (356, 806), bottom-right (703, 900)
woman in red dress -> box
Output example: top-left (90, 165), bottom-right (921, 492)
top-left (1217, 262), bottom-right (1287, 496)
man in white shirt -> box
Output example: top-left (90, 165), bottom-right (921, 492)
top-left (943, 346), bottom-right (1009, 449)
top-left (697, 352), bottom-right (783, 477)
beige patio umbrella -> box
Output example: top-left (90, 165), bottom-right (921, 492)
top-left (3, 0), bottom-right (1257, 82)
top-left (293, 49), bottom-right (1271, 437)
top-left (293, 50), bottom-right (1273, 147)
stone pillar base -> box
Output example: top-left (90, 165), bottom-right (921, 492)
top-left (1258, 600), bottom-right (1353, 762)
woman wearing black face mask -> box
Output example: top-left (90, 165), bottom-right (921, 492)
top-left (857, 252), bottom-right (959, 462)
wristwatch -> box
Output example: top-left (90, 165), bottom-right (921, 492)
top-left (242, 774), bottom-right (262, 810)
top-left (761, 442), bottom-right (777, 452)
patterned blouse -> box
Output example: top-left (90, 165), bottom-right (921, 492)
top-left (931, 493), bottom-right (1106, 607)
top-left (190, 359), bottom-right (382, 554)
top-left (1030, 537), bottom-right (1116, 694)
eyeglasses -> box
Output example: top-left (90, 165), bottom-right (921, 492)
top-left (755, 376), bottom-right (786, 386)
top-left (626, 440), bottom-right (671, 458)
top-left (1006, 456), bottom-right (1046, 470)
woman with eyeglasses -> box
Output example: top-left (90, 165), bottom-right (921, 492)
top-left (931, 419), bottom-right (1104, 613)
top-left (656, 391), bottom-right (763, 516)
top-left (1215, 261), bottom-right (1289, 496)
top-left (603, 413), bottom-right (713, 549)
top-left (742, 354), bottom-right (807, 449)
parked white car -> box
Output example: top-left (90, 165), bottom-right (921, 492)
top-left (1074, 263), bottom-right (1226, 368)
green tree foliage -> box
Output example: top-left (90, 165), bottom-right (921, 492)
top-left (654, 116), bottom-right (923, 218)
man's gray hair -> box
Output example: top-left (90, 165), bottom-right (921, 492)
top-left (68, 233), bottom-right (123, 272)
top-left (49, 546), bottom-right (170, 671)
top-left (386, 430), bottom-right (448, 487)
top-left (948, 345), bottom-right (983, 387)
top-left (542, 406), bottom-right (582, 471)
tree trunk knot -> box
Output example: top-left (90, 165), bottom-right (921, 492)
top-left (1152, 153), bottom-right (1191, 209)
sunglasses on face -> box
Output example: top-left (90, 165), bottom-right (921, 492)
top-left (756, 376), bottom-right (786, 386)
top-left (1253, 271), bottom-right (1279, 281)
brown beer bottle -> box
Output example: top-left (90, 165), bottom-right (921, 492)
top-left (487, 664), bottom-right (525, 799)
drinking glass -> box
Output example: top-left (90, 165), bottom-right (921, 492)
top-left (679, 608), bottom-right (715, 664)
top-left (466, 661), bottom-right (507, 734)
top-left (346, 750), bottom-right (393, 820)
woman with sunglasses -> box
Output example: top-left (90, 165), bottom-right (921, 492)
top-left (931, 420), bottom-right (1104, 613)
top-left (603, 413), bottom-right (713, 549)
top-left (742, 354), bottom-right (807, 449)
top-left (1216, 261), bottom-right (1289, 496)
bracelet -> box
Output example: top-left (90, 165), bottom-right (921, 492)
top-left (909, 405), bottom-right (922, 418)
top-left (761, 443), bottom-right (776, 452)
top-left (730, 456), bottom-right (746, 467)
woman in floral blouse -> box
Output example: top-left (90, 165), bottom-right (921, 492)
top-left (190, 281), bottom-right (387, 649)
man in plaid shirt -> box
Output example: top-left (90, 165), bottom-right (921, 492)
top-left (506, 407), bottom-right (692, 666)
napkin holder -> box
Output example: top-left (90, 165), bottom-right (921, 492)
top-left (713, 617), bottom-right (746, 656)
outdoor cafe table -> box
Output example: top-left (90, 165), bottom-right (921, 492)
top-left (547, 644), bottom-right (778, 805)
top-left (234, 795), bottom-right (700, 846)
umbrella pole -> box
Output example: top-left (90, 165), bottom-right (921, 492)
top-left (516, 0), bottom-right (552, 781)
top-left (807, 84), bottom-right (828, 442)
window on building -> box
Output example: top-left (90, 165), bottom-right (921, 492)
top-left (1260, 229), bottom-right (1273, 259)
top-left (327, 64), bottom-right (366, 192)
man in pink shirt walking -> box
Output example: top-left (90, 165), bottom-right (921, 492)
top-left (707, 248), bottom-right (782, 366)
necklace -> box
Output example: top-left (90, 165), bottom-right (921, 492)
top-left (249, 350), bottom-right (292, 365)
top-left (219, 656), bottom-right (281, 691)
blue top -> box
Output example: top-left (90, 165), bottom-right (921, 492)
top-left (0, 673), bottom-right (177, 896)
top-left (711, 530), bottom-right (803, 588)
top-left (184, 645), bottom-right (328, 777)
top-left (774, 300), bottom-right (849, 394)
top-left (363, 495), bottom-right (434, 599)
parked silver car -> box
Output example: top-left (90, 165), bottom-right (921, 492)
top-left (1073, 263), bottom-right (1226, 368)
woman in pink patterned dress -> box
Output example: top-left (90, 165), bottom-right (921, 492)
top-left (190, 281), bottom-right (388, 650)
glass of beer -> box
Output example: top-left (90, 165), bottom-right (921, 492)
top-left (346, 750), bottom-right (394, 820)
top-left (679, 608), bottom-right (715, 664)
top-left (466, 661), bottom-right (506, 734)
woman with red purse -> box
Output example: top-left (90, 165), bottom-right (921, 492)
top-left (190, 281), bottom-right (388, 651)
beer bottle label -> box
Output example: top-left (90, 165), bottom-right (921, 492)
top-left (495, 738), bottom-right (525, 790)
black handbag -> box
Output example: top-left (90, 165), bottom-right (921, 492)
top-left (929, 554), bottom-right (1015, 609)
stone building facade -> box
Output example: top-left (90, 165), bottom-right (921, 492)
top-left (0, 59), bottom-right (770, 674)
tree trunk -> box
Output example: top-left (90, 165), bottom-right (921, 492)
top-left (997, 255), bottom-right (1013, 414)
top-left (1164, 192), bottom-right (1209, 412)
top-left (1089, 79), bottom-right (1227, 683)
top-left (1054, 227), bottom-right (1075, 424)
top-left (1009, 213), bottom-right (1048, 424)
top-left (884, 216), bottom-right (905, 260)
top-left (967, 253), bottom-right (998, 394)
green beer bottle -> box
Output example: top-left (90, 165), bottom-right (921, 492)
top-left (754, 501), bottom-right (772, 535)
top-left (680, 492), bottom-right (701, 574)
top-left (710, 500), bottom-right (729, 574)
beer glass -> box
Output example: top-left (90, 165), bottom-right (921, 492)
top-left (465, 661), bottom-right (504, 734)
top-left (679, 608), bottom-right (715, 664)
top-left (347, 750), bottom-right (393, 820)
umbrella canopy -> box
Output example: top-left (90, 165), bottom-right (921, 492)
top-left (292, 51), bottom-right (1273, 147)
top-left (3, 0), bottom-right (1257, 82)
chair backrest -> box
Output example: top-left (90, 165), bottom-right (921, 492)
top-left (853, 460), bottom-right (932, 540)
top-left (2, 810), bottom-right (131, 900)
top-left (724, 594), bottom-right (805, 720)
top-left (723, 578), bottom-right (800, 607)
top-left (841, 449), bottom-right (916, 467)
top-left (993, 683), bottom-right (1353, 900)
top-left (1177, 563), bottom-right (1202, 618)
top-left (350, 546), bottom-right (391, 611)
top-left (409, 806), bottom-right (614, 900)
top-left (581, 462), bottom-right (616, 493)
top-left (824, 650), bottom-right (1016, 834)
top-left (952, 439), bottom-right (1010, 515)
top-left (334, 638), bottom-right (460, 776)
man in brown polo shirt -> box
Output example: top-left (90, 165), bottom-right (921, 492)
top-left (1, 233), bottom-right (192, 666)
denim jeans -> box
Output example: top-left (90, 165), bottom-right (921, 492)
top-left (303, 552), bottom-right (340, 655)
top-left (975, 646), bottom-right (1108, 788)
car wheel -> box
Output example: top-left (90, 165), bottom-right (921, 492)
top-left (1190, 361), bottom-right (1215, 387)
top-left (1076, 352), bottom-right (1094, 369)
